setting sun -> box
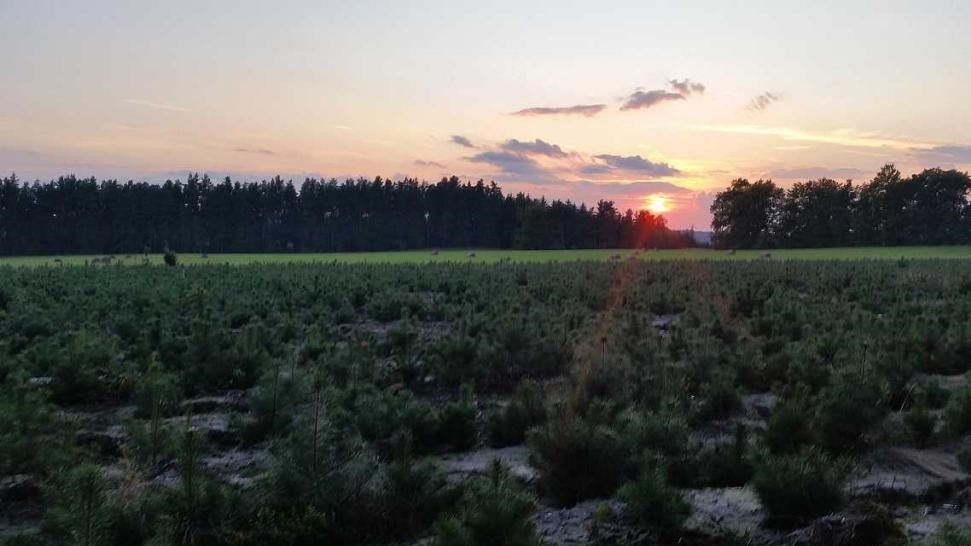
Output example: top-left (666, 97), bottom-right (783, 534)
top-left (645, 194), bottom-right (671, 214)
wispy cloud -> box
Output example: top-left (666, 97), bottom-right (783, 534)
top-left (450, 135), bottom-right (475, 148)
top-left (699, 124), bottom-right (932, 150)
top-left (466, 150), bottom-right (546, 176)
top-left (747, 92), bottom-right (782, 112)
top-left (414, 159), bottom-right (446, 168)
top-left (466, 136), bottom-right (682, 183)
top-left (510, 104), bottom-right (607, 117)
top-left (913, 145), bottom-right (971, 163)
top-left (233, 147), bottom-right (275, 155)
top-left (669, 79), bottom-right (705, 95)
top-left (499, 138), bottom-right (568, 158)
top-left (333, 125), bottom-right (353, 131)
top-left (765, 166), bottom-right (866, 180)
top-left (124, 98), bottom-right (188, 113)
top-left (620, 90), bottom-right (686, 111)
top-left (620, 78), bottom-right (705, 112)
top-left (467, 139), bottom-right (567, 178)
top-left (582, 154), bottom-right (680, 176)
top-left (527, 179), bottom-right (691, 195)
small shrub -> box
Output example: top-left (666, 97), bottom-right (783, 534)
top-left (618, 410), bottom-right (689, 458)
top-left (132, 357), bottom-right (181, 419)
top-left (163, 250), bottom-right (177, 267)
top-left (943, 387), bottom-right (971, 437)
top-left (433, 460), bottom-right (538, 546)
top-left (927, 522), bottom-right (971, 546)
top-left (0, 378), bottom-right (69, 476)
top-left (487, 380), bottom-right (546, 448)
top-left (436, 393), bottom-right (479, 452)
top-left (127, 418), bottom-right (179, 471)
top-left (752, 448), bottom-right (847, 527)
top-left (763, 402), bottom-right (812, 454)
top-left (529, 416), bottom-right (626, 506)
top-left (813, 375), bottom-right (884, 452)
top-left (958, 447), bottom-right (971, 473)
top-left (381, 451), bottom-right (459, 539)
top-left (696, 424), bottom-right (753, 487)
top-left (903, 406), bottom-right (937, 447)
top-left (617, 410), bottom-right (693, 485)
top-left (914, 378), bottom-right (951, 409)
top-left (694, 368), bottom-right (741, 422)
top-left (41, 463), bottom-right (108, 546)
top-left (617, 466), bottom-right (691, 530)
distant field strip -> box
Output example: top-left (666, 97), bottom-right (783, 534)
top-left (4, 246), bottom-right (971, 266)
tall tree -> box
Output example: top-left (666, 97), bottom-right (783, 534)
top-left (778, 178), bottom-right (855, 247)
top-left (710, 179), bottom-right (784, 249)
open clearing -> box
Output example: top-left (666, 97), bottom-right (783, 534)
top-left (4, 245), bottom-right (971, 266)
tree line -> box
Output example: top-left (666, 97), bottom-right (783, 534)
top-left (710, 165), bottom-right (971, 248)
top-left (0, 174), bottom-right (690, 256)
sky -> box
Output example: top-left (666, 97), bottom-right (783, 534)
top-left (2, 1), bottom-right (971, 229)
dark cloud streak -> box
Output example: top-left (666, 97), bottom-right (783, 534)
top-left (669, 79), bottom-right (705, 95)
top-left (510, 104), bottom-right (607, 117)
top-left (450, 135), bottom-right (475, 148)
top-left (914, 145), bottom-right (971, 162)
top-left (466, 150), bottom-right (546, 176)
top-left (233, 147), bottom-right (275, 155)
top-left (414, 159), bottom-right (446, 168)
top-left (587, 154), bottom-right (680, 176)
top-left (747, 92), bottom-right (781, 112)
top-left (620, 90), bottom-right (686, 111)
top-left (499, 138), bottom-right (568, 158)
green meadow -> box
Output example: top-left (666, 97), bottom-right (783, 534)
top-left (3, 246), bottom-right (971, 267)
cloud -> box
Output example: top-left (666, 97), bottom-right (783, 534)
top-left (466, 137), bottom-right (681, 183)
top-left (766, 166), bottom-right (866, 180)
top-left (466, 150), bottom-right (546, 176)
top-left (620, 90), bottom-right (686, 111)
top-left (414, 159), bottom-right (446, 168)
top-left (619, 79), bottom-right (706, 111)
top-left (530, 179), bottom-right (691, 195)
top-left (747, 92), bottom-right (782, 112)
top-left (124, 98), bottom-right (188, 113)
top-left (698, 124), bottom-right (932, 150)
top-left (466, 139), bottom-right (570, 179)
top-left (499, 138), bottom-right (568, 158)
top-left (913, 145), bottom-right (971, 163)
top-left (233, 147), bottom-right (275, 155)
top-left (582, 154), bottom-right (680, 176)
top-left (510, 104), bottom-right (607, 117)
top-left (669, 79), bottom-right (705, 95)
top-left (450, 135), bottom-right (475, 148)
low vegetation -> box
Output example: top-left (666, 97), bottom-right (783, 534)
top-left (2, 258), bottom-right (971, 544)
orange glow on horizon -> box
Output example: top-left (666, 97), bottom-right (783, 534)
top-left (645, 194), bottom-right (671, 215)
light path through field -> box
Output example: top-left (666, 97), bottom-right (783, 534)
top-left (3, 246), bottom-right (971, 267)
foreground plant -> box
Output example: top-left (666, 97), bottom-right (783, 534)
top-left (752, 447), bottom-right (848, 527)
top-left (433, 460), bottom-right (539, 546)
top-left (617, 465), bottom-right (691, 531)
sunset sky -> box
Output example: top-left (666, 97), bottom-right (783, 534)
top-left (3, 1), bottom-right (971, 228)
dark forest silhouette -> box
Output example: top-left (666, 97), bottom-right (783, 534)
top-left (711, 165), bottom-right (971, 248)
top-left (0, 174), bottom-right (688, 256)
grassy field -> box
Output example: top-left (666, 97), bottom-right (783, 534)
top-left (3, 246), bottom-right (971, 267)
top-left (4, 255), bottom-right (971, 543)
